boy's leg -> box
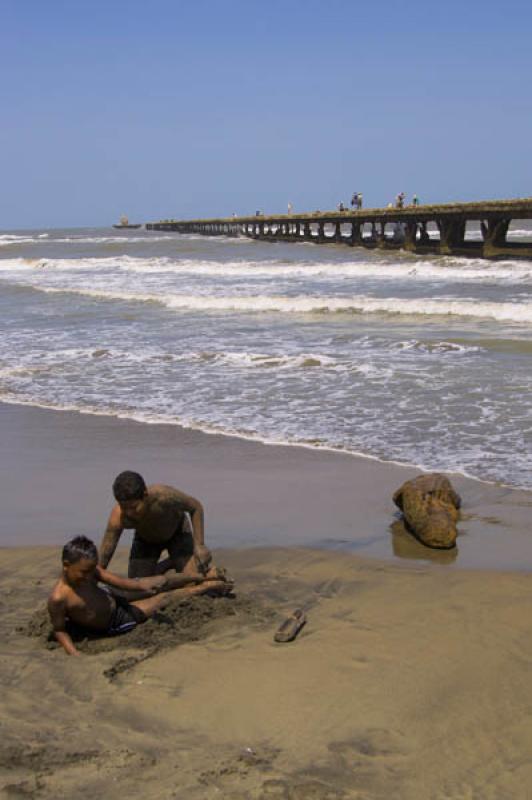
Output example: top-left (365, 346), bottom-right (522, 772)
top-left (156, 566), bottom-right (231, 591)
top-left (131, 580), bottom-right (231, 618)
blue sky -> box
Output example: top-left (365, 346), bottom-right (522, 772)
top-left (1, 0), bottom-right (531, 228)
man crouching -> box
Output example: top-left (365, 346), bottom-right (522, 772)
top-left (48, 535), bottom-right (230, 656)
top-left (99, 471), bottom-right (214, 579)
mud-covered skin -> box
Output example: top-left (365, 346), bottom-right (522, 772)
top-left (47, 560), bottom-right (164, 655)
top-left (99, 484), bottom-right (210, 573)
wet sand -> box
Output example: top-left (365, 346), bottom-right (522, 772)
top-left (3, 545), bottom-right (532, 799)
top-left (1, 401), bottom-right (531, 569)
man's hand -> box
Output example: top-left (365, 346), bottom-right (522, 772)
top-left (194, 544), bottom-right (212, 572)
top-left (136, 575), bottom-right (167, 594)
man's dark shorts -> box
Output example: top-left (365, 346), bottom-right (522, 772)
top-left (128, 524), bottom-right (195, 578)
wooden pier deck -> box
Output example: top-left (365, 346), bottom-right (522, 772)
top-left (146, 198), bottom-right (532, 259)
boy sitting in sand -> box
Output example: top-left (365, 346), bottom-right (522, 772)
top-left (48, 535), bottom-right (231, 656)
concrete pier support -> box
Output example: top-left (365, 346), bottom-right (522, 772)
top-left (437, 219), bottom-right (466, 255)
top-left (482, 218), bottom-right (510, 257)
top-left (403, 222), bottom-right (418, 252)
top-left (350, 222), bottom-right (361, 246)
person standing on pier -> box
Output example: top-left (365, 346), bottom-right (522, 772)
top-left (357, 192), bottom-right (363, 209)
top-left (351, 192), bottom-right (358, 209)
top-left (287, 202), bottom-right (293, 214)
top-left (412, 195), bottom-right (419, 207)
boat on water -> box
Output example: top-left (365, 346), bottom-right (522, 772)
top-left (113, 215), bottom-right (142, 229)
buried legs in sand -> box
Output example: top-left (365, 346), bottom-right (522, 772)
top-left (131, 574), bottom-right (233, 618)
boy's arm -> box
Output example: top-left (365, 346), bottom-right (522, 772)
top-left (47, 595), bottom-right (80, 656)
top-left (98, 505), bottom-right (124, 568)
top-left (95, 565), bottom-right (166, 593)
top-left (96, 566), bottom-right (203, 593)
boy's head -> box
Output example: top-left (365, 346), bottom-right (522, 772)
top-left (112, 470), bottom-right (148, 520)
top-left (62, 535), bottom-right (98, 585)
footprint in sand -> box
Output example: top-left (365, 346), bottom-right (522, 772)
top-left (313, 579), bottom-right (343, 599)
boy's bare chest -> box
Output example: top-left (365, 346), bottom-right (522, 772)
top-left (66, 584), bottom-right (112, 625)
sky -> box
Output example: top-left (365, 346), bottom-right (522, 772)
top-left (1, 0), bottom-right (531, 229)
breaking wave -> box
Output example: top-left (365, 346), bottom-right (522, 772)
top-left (32, 285), bottom-right (532, 323)
top-left (1, 254), bottom-right (532, 283)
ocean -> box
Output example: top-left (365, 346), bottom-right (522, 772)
top-left (1, 224), bottom-right (531, 489)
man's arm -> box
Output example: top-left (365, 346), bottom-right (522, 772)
top-left (173, 490), bottom-right (205, 546)
top-left (172, 489), bottom-right (210, 568)
top-left (98, 505), bottom-right (124, 568)
top-left (47, 595), bottom-right (80, 656)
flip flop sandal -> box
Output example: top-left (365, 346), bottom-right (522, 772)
top-left (274, 609), bottom-right (306, 643)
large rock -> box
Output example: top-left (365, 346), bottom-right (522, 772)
top-left (393, 473), bottom-right (461, 549)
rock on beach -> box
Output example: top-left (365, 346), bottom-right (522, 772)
top-left (393, 473), bottom-right (461, 549)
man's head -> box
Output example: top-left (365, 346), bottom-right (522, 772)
top-left (112, 470), bottom-right (148, 520)
top-left (62, 535), bottom-right (98, 585)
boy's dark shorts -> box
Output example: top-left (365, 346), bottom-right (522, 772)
top-left (108, 595), bottom-right (147, 635)
top-left (128, 525), bottom-right (195, 578)
top-left (64, 595), bottom-right (147, 640)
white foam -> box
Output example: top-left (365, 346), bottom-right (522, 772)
top-left (194, 351), bottom-right (336, 369)
top-left (392, 340), bottom-right (483, 355)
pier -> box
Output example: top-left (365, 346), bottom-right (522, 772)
top-left (146, 198), bottom-right (532, 259)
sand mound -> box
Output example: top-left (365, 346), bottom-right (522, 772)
top-left (24, 592), bottom-right (276, 678)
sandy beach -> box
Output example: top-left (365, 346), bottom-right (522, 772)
top-left (1, 402), bottom-right (532, 798)
top-left (4, 545), bottom-right (532, 799)
top-left (2, 1), bottom-right (532, 795)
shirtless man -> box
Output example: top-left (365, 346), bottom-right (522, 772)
top-left (99, 471), bottom-right (213, 579)
top-left (48, 535), bottom-right (228, 656)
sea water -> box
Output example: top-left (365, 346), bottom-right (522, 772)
top-left (1, 225), bottom-right (531, 489)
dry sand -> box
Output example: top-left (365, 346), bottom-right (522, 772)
top-left (2, 401), bottom-right (532, 798)
top-left (3, 545), bottom-right (532, 799)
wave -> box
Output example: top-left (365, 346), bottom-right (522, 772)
top-left (0, 339), bottom-right (481, 395)
top-left (0, 234), bottom-right (176, 247)
top-left (0, 349), bottom-right (338, 383)
top-left (507, 229), bottom-right (532, 237)
top-left (0, 235), bottom-right (40, 246)
top-left (1, 253), bottom-right (532, 284)
top-left (32, 285), bottom-right (532, 323)
top-left (51, 234), bottom-right (176, 244)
